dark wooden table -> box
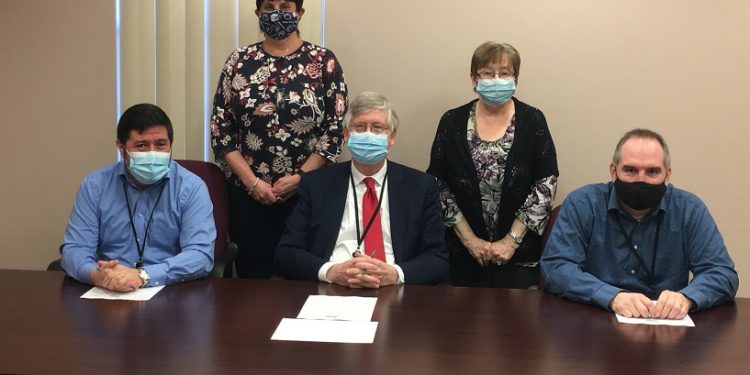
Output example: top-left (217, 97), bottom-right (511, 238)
top-left (0, 270), bottom-right (747, 374)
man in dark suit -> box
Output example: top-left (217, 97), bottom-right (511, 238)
top-left (275, 91), bottom-right (448, 287)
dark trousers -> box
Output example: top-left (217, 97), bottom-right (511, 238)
top-left (449, 245), bottom-right (540, 289)
top-left (228, 183), bottom-right (298, 278)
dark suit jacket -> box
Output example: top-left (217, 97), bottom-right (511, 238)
top-left (275, 160), bottom-right (449, 285)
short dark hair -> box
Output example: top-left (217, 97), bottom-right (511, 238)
top-left (612, 128), bottom-right (671, 168)
top-left (255, 0), bottom-right (303, 10)
top-left (117, 103), bottom-right (173, 145)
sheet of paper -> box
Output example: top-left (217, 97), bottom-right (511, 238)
top-left (271, 318), bottom-right (378, 343)
top-left (615, 313), bottom-right (695, 327)
top-left (297, 295), bottom-right (377, 322)
top-left (80, 286), bottom-right (165, 301)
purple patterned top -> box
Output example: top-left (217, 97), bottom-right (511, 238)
top-left (438, 103), bottom-right (557, 240)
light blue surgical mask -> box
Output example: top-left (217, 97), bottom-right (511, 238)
top-left (127, 151), bottom-right (171, 185)
top-left (347, 131), bottom-right (389, 165)
top-left (476, 78), bottom-right (516, 106)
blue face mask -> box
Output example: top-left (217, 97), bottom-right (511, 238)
top-left (476, 78), bottom-right (516, 106)
top-left (259, 9), bottom-right (299, 40)
top-left (348, 132), bottom-right (389, 165)
top-left (127, 151), bottom-right (171, 185)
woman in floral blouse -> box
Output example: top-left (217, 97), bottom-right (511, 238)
top-left (427, 42), bottom-right (557, 288)
top-left (210, 0), bottom-right (347, 278)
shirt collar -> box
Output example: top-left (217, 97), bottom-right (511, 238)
top-left (350, 160), bottom-right (388, 188)
top-left (606, 181), bottom-right (670, 219)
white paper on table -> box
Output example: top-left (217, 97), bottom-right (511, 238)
top-left (80, 286), bottom-right (165, 301)
top-left (296, 295), bottom-right (377, 322)
top-left (615, 313), bottom-right (695, 327)
top-left (271, 318), bottom-right (378, 343)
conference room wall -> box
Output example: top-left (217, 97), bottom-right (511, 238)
top-left (326, 0), bottom-right (750, 296)
top-left (0, 1), bottom-right (116, 270)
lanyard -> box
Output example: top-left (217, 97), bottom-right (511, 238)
top-left (612, 211), bottom-right (663, 287)
top-left (350, 172), bottom-right (388, 256)
top-left (121, 176), bottom-right (166, 268)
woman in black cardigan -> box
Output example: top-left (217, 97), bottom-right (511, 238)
top-left (427, 42), bottom-right (558, 288)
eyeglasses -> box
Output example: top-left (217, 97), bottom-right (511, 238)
top-left (349, 122), bottom-right (390, 135)
top-left (476, 69), bottom-right (514, 80)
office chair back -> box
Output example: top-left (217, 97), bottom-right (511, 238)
top-left (538, 205), bottom-right (561, 289)
top-left (176, 160), bottom-right (237, 277)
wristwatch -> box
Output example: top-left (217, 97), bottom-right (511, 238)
top-left (138, 268), bottom-right (150, 288)
top-left (509, 230), bottom-right (524, 245)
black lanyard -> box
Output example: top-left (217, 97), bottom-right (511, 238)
top-left (612, 211), bottom-right (663, 287)
top-left (350, 172), bottom-right (388, 256)
top-left (121, 176), bottom-right (166, 268)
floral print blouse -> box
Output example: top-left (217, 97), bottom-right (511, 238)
top-left (210, 41), bottom-right (348, 188)
top-left (438, 103), bottom-right (557, 241)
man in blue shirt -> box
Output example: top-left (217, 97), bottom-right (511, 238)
top-left (61, 103), bottom-right (216, 292)
top-left (541, 129), bottom-right (738, 319)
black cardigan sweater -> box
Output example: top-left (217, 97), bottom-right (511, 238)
top-left (426, 98), bottom-right (558, 263)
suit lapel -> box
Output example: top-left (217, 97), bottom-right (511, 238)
top-left (319, 162), bottom-right (351, 257)
top-left (387, 162), bottom-right (406, 263)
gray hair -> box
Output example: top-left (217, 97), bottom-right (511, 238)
top-left (344, 91), bottom-right (399, 132)
top-left (612, 128), bottom-right (671, 168)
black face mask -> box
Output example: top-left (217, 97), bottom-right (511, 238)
top-left (613, 178), bottom-right (667, 210)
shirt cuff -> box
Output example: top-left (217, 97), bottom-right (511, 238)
top-left (393, 264), bottom-right (405, 284)
top-left (678, 285), bottom-right (704, 311)
top-left (318, 262), bottom-right (336, 283)
top-left (592, 284), bottom-right (624, 310)
top-left (79, 261), bottom-right (99, 284)
top-left (141, 263), bottom-right (168, 287)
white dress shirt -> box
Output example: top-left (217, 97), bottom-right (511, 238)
top-left (317, 161), bottom-right (405, 283)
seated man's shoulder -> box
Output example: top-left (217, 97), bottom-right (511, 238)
top-left (172, 162), bottom-right (206, 186)
top-left (667, 185), bottom-right (704, 206)
top-left (388, 161), bottom-right (434, 184)
top-left (79, 162), bottom-right (121, 190)
top-left (565, 183), bottom-right (610, 206)
top-left (303, 161), bottom-right (348, 185)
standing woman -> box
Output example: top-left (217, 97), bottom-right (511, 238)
top-left (210, 0), bottom-right (348, 278)
top-left (427, 42), bottom-right (558, 288)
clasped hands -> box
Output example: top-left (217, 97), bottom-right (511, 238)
top-left (610, 290), bottom-right (693, 320)
top-left (465, 236), bottom-right (518, 267)
top-left (326, 252), bottom-right (399, 289)
top-left (89, 260), bottom-right (143, 292)
top-left (249, 174), bottom-right (300, 206)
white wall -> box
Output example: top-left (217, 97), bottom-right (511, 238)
top-left (0, 0), bottom-right (116, 270)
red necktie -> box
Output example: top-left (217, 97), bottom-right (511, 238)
top-left (362, 177), bottom-right (386, 261)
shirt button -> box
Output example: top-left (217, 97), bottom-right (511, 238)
top-left (633, 245), bottom-right (638, 250)
top-left (630, 270), bottom-right (636, 274)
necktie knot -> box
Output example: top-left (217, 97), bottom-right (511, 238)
top-left (363, 177), bottom-right (376, 191)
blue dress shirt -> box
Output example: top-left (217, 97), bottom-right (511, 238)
top-left (541, 183), bottom-right (738, 311)
top-left (61, 161), bottom-right (216, 287)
